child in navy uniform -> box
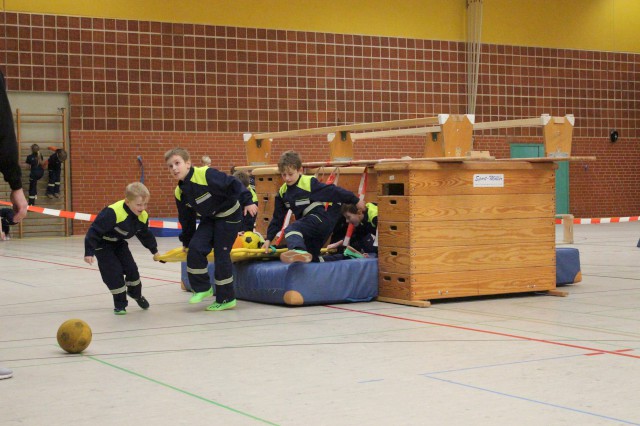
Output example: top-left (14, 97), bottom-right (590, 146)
top-left (323, 202), bottom-right (378, 261)
top-left (165, 147), bottom-right (258, 312)
top-left (25, 144), bottom-right (44, 205)
top-left (84, 182), bottom-right (159, 315)
top-left (233, 170), bottom-right (259, 232)
top-left (263, 150), bottom-right (365, 263)
top-left (45, 148), bottom-right (67, 198)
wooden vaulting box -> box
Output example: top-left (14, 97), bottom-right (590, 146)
top-left (308, 166), bottom-right (378, 204)
top-left (252, 167), bottom-right (283, 236)
top-left (374, 159), bottom-right (557, 305)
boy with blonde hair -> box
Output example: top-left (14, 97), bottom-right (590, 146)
top-left (84, 182), bottom-right (159, 314)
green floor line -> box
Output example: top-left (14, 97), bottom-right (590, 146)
top-left (87, 355), bottom-right (279, 426)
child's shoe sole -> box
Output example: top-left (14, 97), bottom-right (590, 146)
top-left (205, 299), bottom-right (237, 311)
top-left (114, 309), bottom-right (127, 315)
top-left (189, 288), bottom-right (214, 304)
top-left (280, 250), bottom-right (312, 264)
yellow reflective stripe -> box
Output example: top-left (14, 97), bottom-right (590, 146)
top-left (278, 182), bottom-right (288, 197)
top-left (102, 236), bottom-right (118, 241)
top-left (215, 276), bottom-right (233, 286)
top-left (187, 266), bottom-right (209, 275)
top-left (366, 202), bottom-right (378, 226)
top-left (191, 166), bottom-right (209, 185)
top-left (285, 230), bottom-right (303, 239)
top-left (297, 175), bottom-right (312, 191)
top-left (126, 279), bottom-right (141, 286)
top-left (108, 200), bottom-right (128, 223)
top-left (249, 186), bottom-right (258, 203)
top-left (110, 286), bottom-right (126, 295)
top-left (302, 202), bottom-right (323, 216)
top-left (215, 201), bottom-right (240, 217)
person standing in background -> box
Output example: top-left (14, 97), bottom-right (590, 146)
top-left (0, 69), bottom-right (28, 380)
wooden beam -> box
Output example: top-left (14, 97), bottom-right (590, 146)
top-left (251, 116), bottom-right (439, 140)
top-left (473, 116), bottom-right (546, 131)
top-left (351, 125), bottom-right (441, 141)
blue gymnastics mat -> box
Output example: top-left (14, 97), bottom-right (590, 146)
top-left (181, 257), bottom-right (379, 306)
top-left (556, 247), bottom-right (582, 285)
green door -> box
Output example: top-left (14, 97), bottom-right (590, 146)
top-left (510, 144), bottom-right (569, 214)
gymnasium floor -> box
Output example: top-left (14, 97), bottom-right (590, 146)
top-left (1, 222), bottom-right (639, 426)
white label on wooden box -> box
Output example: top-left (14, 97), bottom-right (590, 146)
top-left (473, 174), bottom-right (504, 187)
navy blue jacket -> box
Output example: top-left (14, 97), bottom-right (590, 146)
top-left (174, 166), bottom-right (254, 247)
top-left (84, 200), bottom-right (158, 257)
top-left (266, 174), bottom-right (359, 241)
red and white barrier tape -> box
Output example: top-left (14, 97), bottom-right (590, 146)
top-left (0, 201), bottom-right (181, 229)
top-left (555, 216), bottom-right (640, 225)
top-left (2, 200), bottom-right (638, 228)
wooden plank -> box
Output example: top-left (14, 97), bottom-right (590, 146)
top-left (375, 296), bottom-right (431, 307)
top-left (379, 272), bottom-right (477, 300)
top-left (351, 125), bottom-right (441, 141)
top-left (377, 217), bottom-right (554, 247)
top-left (477, 266), bottom-right (556, 294)
top-left (379, 265), bottom-right (556, 301)
top-left (252, 116), bottom-right (439, 140)
top-left (376, 193), bottom-right (556, 222)
top-left (377, 168), bottom-right (556, 197)
top-left (473, 116), bottom-right (544, 131)
top-left (378, 242), bottom-right (555, 274)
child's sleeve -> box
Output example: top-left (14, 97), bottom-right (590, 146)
top-left (309, 177), bottom-right (360, 205)
top-left (265, 193), bottom-right (287, 241)
top-left (206, 167), bottom-right (248, 201)
top-left (84, 208), bottom-right (116, 257)
top-left (136, 217), bottom-right (158, 255)
top-left (176, 196), bottom-right (197, 248)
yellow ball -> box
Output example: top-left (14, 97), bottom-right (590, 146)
top-left (57, 319), bottom-right (92, 354)
top-left (241, 231), bottom-right (263, 249)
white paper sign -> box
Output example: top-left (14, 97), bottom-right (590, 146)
top-left (473, 174), bottom-right (504, 187)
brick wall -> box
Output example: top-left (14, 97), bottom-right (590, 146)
top-left (1, 11), bottom-right (639, 234)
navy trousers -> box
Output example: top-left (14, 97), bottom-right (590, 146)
top-left (95, 240), bottom-right (143, 310)
top-left (186, 210), bottom-right (241, 303)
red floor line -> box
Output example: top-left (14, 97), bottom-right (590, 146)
top-left (326, 305), bottom-right (640, 360)
top-left (0, 254), bottom-right (180, 284)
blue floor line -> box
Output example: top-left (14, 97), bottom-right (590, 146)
top-left (423, 375), bottom-right (639, 425)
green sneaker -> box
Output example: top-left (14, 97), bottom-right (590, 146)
top-left (344, 246), bottom-right (364, 259)
top-left (114, 308), bottom-right (127, 315)
top-left (205, 299), bottom-right (237, 311)
top-left (189, 288), bottom-right (214, 304)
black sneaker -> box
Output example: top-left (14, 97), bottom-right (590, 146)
top-left (134, 296), bottom-right (150, 309)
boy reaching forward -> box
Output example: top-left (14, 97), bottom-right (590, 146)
top-left (264, 150), bottom-right (365, 263)
top-left (165, 148), bottom-right (258, 311)
top-left (84, 182), bottom-right (159, 315)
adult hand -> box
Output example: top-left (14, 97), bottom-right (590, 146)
top-left (10, 189), bottom-right (28, 222)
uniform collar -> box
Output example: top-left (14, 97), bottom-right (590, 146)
top-left (179, 167), bottom-right (195, 186)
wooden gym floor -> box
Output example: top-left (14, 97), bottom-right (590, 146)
top-left (1, 222), bottom-right (639, 425)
